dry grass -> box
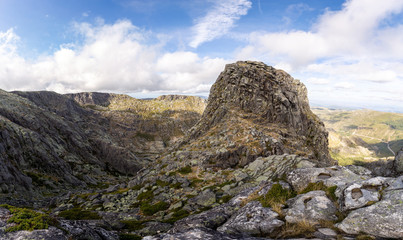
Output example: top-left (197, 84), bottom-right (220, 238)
top-left (277, 219), bottom-right (316, 239)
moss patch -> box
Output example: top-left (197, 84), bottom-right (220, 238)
top-left (0, 204), bottom-right (57, 232)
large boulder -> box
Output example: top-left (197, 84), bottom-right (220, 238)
top-left (340, 176), bottom-right (390, 211)
top-left (217, 201), bottom-right (283, 236)
top-left (144, 227), bottom-right (267, 240)
top-left (286, 166), bottom-right (369, 193)
top-left (337, 190), bottom-right (403, 238)
top-left (284, 190), bottom-right (338, 224)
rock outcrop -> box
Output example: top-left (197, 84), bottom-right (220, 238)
top-left (395, 147), bottom-right (403, 174)
top-left (179, 61), bottom-right (333, 168)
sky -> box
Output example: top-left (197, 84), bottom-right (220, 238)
top-left (0, 0), bottom-right (402, 112)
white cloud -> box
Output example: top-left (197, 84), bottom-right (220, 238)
top-left (238, 0), bottom-right (403, 66)
top-left (0, 20), bottom-right (227, 94)
top-left (189, 0), bottom-right (252, 48)
top-left (334, 82), bottom-right (354, 89)
top-left (236, 0), bottom-right (403, 111)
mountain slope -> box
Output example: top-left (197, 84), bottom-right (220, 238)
top-left (312, 107), bottom-right (403, 165)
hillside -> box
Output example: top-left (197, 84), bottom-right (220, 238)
top-left (0, 62), bottom-right (402, 240)
top-left (312, 108), bottom-right (403, 165)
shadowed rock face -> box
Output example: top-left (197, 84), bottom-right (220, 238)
top-left (0, 90), bottom-right (142, 199)
top-left (182, 61), bottom-right (334, 167)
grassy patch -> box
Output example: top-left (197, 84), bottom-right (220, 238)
top-left (170, 182), bottom-right (182, 189)
top-left (163, 209), bottom-right (190, 224)
top-left (219, 195), bottom-right (233, 203)
top-left (137, 189), bottom-right (154, 201)
top-left (120, 220), bottom-right (147, 231)
top-left (178, 166), bottom-right (192, 175)
top-left (0, 204), bottom-right (57, 232)
top-left (299, 182), bottom-right (338, 201)
top-left (259, 183), bottom-right (296, 208)
top-left (135, 132), bottom-right (155, 141)
top-left (156, 179), bottom-right (170, 187)
top-left (140, 201), bottom-right (170, 216)
top-left (277, 220), bottom-right (316, 238)
top-left (58, 208), bottom-right (101, 220)
top-left (119, 233), bottom-right (142, 240)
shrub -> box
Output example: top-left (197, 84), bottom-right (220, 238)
top-left (58, 208), bottom-right (101, 220)
top-left (0, 204), bottom-right (57, 232)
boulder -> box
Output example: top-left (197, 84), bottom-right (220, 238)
top-left (287, 166), bottom-right (369, 193)
top-left (217, 201), bottom-right (283, 236)
top-left (285, 191), bottom-right (337, 224)
top-left (341, 176), bottom-right (390, 211)
top-left (144, 227), bottom-right (267, 240)
top-left (2, 227), bottom-right (67, 240)
top-left (337, 189), bottom-right (403, 238)
top-left (195, 189), bottom-right (216, 207)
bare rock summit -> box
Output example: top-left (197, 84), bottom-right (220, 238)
top-left (180, 61), bottom-right (334, 167)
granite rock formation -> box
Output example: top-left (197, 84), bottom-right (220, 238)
top-left (178, 61), bottom-right (333, 168)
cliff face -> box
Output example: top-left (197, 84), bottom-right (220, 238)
top-left (0, 90), bottom-right (206, 199)
top-left (180, 61), bottom-right (333, 167)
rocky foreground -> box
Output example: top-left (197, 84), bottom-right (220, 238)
top-left (0, 61), bottom-right (402, 239)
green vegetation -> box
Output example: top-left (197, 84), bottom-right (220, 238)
top-left (120, 220), bottom-right (146, 231)
top-left (219, 195), bottom-right (233, 203)
top-left (156, 179), bottom-right (170, 187)
top-left (299, 182), bottom-right (338, 201)
top-left (259, 183), bottom-right (296, 208)
top-left (119, 233), bottom-right (142, 240)
top-left (135, 132), bottom-right (155, 141)
top-left (312, 108), bottom-right (403, 165)
top-left (137, 189), bottom-right (154, 201)
top-left (0, 204), bottom-right (57, 232)
top-left (170, 182), bottom-right (182, 189)
top-left (383, 119), bottom-right (403, 131)
top-left (178, 166), bottom-right (192, 174)
top-left (140, 201), bottom-right (170, 216)
top-left (58, 208), bottom-right (101, 220)
top-left (163, 209), bottom-right (190, 224)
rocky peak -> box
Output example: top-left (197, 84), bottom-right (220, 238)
top-left (182, 61), bottom-right (333, 167)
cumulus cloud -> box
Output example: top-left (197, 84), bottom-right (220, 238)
top-left (238, 0), bottom-right (403, 65)
top-left (0, 20), bottom-right (227, 94)
top-left (236, 0), bottom-right (403, 111)
top-left (189, 0), bottom-right (252, 48)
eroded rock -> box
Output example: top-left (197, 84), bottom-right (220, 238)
top-left (285, 190), bottom-right (337, 224)
top-left (337, 189), bottom-right (403, 238)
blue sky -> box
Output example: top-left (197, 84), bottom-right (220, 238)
top-left (0, 0), bottom-right (402, 112)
